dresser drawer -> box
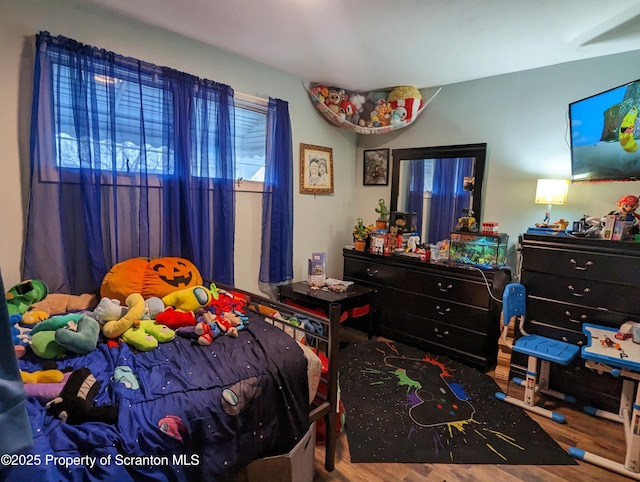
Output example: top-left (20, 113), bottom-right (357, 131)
top-left (522, 271), bottom-right (639, 315)
top-left (405, 269), bottom-right (491, 307)
top-left (525, 319), bottom-right (587, 345)
top-left (344, 258), bottom-right (406, 289)
top-left (400, 313), bottom-right (490, 360)
top-left (405, 293), bottom-right (491, 333)
top-left (523, 245), bottom-right (640, 285)
top-left (528, 297), bottom-right (640, 332)
top-left (377, 324), bottom-right (488, 370)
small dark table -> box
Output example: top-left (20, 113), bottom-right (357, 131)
top-left (278, 281), bottom-right (375, 338)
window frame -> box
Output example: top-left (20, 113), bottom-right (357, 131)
top-left (233, 92), bottom-right (267, 193)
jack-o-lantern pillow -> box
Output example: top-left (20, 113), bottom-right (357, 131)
top-left (101, 257), bottom-right (203, 304)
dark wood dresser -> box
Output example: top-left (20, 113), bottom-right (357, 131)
top-left (520, 234), bottom-right (640, 412)
top-left (343, 248), bottom-right (510, 372)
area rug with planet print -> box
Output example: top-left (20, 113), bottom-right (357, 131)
top-left (339, 340), bottom-right (576, 465)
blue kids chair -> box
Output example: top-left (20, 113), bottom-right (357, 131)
top-left (495, 283), bottom-right (580, 423)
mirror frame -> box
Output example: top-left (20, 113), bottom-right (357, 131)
top-left (389, 142), bottom-right (487, 224)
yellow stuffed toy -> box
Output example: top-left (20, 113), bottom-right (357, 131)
top-left (161, 285), bottom-right (213, 313)
top-left (102, 293), bottom-right (145, 339)
top-left (100, 293), bottom-right (175, 351)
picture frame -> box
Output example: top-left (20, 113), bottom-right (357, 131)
top-left (363, 148), bottom-right (390, 186)
top-left (300, 143), bottom-right (334, 194)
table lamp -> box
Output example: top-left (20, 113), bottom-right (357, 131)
top-left (534, 179), bottom-right (569, 224)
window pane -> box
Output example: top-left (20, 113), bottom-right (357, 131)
top-left (52, 63), bottom-right (172, 175)
top-left (423, 159), bottom-right (434, 192)
top-left (235, 101), bottom-right (266, 182)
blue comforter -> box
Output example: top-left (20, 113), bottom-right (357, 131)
top-left (1, 314), bottom-right (310, 482)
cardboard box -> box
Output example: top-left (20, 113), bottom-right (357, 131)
top-left (602, 214), bottom-right (617, 240)
top-left (233, 422), bottom-right (316, 482)
top-left (612, 220), bottom-right (634, 241)
top-left (370, 230), bottom-right (387, 255)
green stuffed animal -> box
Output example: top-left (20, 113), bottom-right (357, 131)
top-left (6, 279), bottom-right (48, 316)
top-left (121, 320), bottom-right (175, 351)
top-left (29, 314), bottom-right (100, 359)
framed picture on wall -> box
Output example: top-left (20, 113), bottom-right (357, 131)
top-left (363, 148), bottom-right (390, 186)
top-left (300, 143), bottom-right (334, 194)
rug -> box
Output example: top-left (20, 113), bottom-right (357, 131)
top-left (339, 340), bottom-right (577, 465)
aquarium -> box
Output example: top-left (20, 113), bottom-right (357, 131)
top-left (449, 232), bottom-right (509, 269)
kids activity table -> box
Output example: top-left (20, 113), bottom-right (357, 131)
top-left (569, 323), bottom-right (640, 480)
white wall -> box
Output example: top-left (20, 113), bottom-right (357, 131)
top-left (356, 51), bottom-right (640, 255)
top-left (0, 0), bottom-right (357, 294)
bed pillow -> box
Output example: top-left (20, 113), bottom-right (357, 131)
top-left (101, 257), bottom-right (203, 304)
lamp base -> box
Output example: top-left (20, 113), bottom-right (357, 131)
top-left (543, 204), bottom-right (552, 224)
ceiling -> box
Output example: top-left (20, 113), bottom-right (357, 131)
top-left (88, 0), bottom-right (640, 91)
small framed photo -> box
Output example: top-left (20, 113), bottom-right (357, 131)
top-left (363, 148), bottom-right (390, 186)
top-left (300, 143), bottom-right (334, 194)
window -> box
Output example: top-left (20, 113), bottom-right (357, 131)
top-left (53, 64), bottom-right (170, 175)
top-left (234, 94), bottom-right (267, 185)
top-left (52, 63), bottom-right (266, 185)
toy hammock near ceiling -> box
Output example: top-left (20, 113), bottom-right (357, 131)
top-left (304, 82), bottom-right (441, 134)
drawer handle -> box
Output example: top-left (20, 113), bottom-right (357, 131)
top-left (434, 327), bottom-right (449, 338)
top-left (437, 282), bottom-right (453, 292)
top-left (366, 268), bottom-right (379, 277)
top-left (568, 285), bottom-right (591, 297)
top-left (570, 259), bottom-right (593, 271)
top-left (435, 305), bottom-right (451, 316)
top-left (565, 311), bottom-right (588, 324)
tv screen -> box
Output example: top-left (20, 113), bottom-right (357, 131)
top-left (569, 78), bottom-right (640, 182)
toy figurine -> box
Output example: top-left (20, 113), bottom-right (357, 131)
top-left (609, 194), bottom-right (640, 235)
top-left (610, 194), bottom-right (640, 221)
top-left (456, 208), bottom-right (478, 232)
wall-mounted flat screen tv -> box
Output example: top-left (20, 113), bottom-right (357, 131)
top-left (569, 78), bottom-right (640, 182)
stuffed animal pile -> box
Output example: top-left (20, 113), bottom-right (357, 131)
top-left (11, 258), bottom-right (256, 429)
top-left (309, 83), bottom-right (424, 129)
top-left (7, 257), bottom-right (251, 360)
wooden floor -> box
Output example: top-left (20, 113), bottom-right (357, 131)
top-left (313, 327), bottom-right (632, 482)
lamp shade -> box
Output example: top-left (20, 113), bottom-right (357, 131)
top-left (534, 179), bottom-right (569, 206)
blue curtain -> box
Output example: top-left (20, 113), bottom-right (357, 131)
top-left (23, 32), bottom-right (235, 293)
top-left (407, 160), bottom-right (425, 237)
top-left (427, 157), bottom-right (473, 243)
top-left (259, 98), bottom-right (293, 292)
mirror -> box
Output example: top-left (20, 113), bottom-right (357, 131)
top-left (390, 143), bottom-right (487, 244)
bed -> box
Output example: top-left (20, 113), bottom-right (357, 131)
top-left (1, 282), bottom-right (340, 482)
